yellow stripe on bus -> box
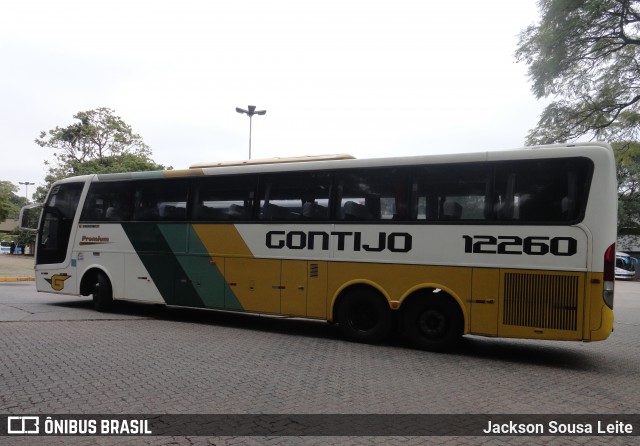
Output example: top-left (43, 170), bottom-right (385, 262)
top-left (192, 224), bottom-right (253, 257)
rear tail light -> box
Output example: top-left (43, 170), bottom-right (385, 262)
top-left (603, 243), bottom-right (615, 309)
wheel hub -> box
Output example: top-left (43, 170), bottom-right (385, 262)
top-left (418, 309), bottom-right (446, 338)
top-left (349, 304), bottom-right (378, 332)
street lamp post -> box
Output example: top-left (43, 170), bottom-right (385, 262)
top-left (18, 182), bottom-right (35, 203)
top-left (236, 105), bottom-right (266, 159)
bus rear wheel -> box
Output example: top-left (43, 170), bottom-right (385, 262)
top-left (402, 296), bottom-right (463, 351)
top-left (92, 272), bottom-right (113, 312)
top-left (336, 288), bottom-right (393, 344)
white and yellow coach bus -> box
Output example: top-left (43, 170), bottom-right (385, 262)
top-left (23, 143), bottom-right (617, 351)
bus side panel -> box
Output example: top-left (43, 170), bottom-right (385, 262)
top-left (125, 252), bottom-right (173, 304)
top-left (225, 257), bottom-right (281, 314)
top-left (238, 224), bottom-right (590, 273)
top-left (174, 254), bottom-right (225, 309)
top-left (191, 223), bottom-right (329, 317)
top-left (75, 223), bottom-right (164, 304)
top-left (122, 223), bottom-right (202, 307)
top-left (190, 224), bottom-right (257, 312)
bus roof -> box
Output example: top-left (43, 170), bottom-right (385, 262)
top-left (189, 154), bottom-right (355, 169)
top-left (68, 142), bottom-right (613, 183)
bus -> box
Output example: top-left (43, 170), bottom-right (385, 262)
top-left (21, 142), bottom-right (617, 351)
top-left (0, 240), bottom-right (23, 254)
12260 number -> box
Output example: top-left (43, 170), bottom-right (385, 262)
top-left (462, 235), bottom-right (577, 256)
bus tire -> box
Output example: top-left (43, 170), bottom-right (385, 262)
top-left (336, 288), bottom-right (393, 344)
top-left (92, 272), bottom-right (113, 312)
top-left (402, 296), bottom-right (462, 351)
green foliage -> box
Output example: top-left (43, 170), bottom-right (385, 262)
top-left (14, 228), bottom-right (36, 248)
top-left (614, 141), bottom-right (640, 233)
top-left (0, 181), bottom-right (25, 222)
top-left (36, 107), bottom-right (152, 163)
top-left (516, 0), bottom-right (640, 144)
top-left (34, 108), bottom-right (169, 202)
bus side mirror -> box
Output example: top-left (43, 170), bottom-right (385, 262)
top-left (19, 203), bottom-right (43, 232)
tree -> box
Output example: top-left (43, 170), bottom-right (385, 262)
top-left (614, 141), bottom-right (640, 233)
top-left (0, 181), bottom-right (25, 222)
top-left (35, 107), bottom-right (168, 202)
top-left (516, 0), bottom-right (640, 144)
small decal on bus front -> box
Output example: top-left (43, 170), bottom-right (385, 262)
top-left (45, 274), bottom-right (71, 291)
top-left (79, 235), bottom-right (111, 245)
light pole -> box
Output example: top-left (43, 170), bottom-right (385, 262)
top-left (18, 182), bottom-right (35, 203)
top-left (236, 105), bottom-right (266, 159)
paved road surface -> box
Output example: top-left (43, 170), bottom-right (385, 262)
top-left (0, 278), bottom-right (638, 445)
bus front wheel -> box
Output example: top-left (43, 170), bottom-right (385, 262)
top-left (92, 272), bottom-right (113, 312)
top-left (336, 288), bottom-right (393, 344)
top-left (402, 296), bottom-right (463, 351)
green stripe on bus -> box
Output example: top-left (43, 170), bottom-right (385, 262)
top-left (122, 223), bottom-right (243, 311)
top-left (185, 225), bottom-right (244, 311)
top-left (122, 223), bottom-right (205, 308)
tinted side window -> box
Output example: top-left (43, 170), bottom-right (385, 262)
top-left (80, 182), bottom-right (132, 222)
top-left (259, 172), bottom-right (332, 221)
top-left (414, 164), bottom-right (491, 221)
top-left (335, 168), bottom-right (410, 221)
top-left (494, 158), bottom-right (592, 223)
top-left (132, 180), bottom-right (189, 221)
top-left (193, 176), bottom-right (257, 221)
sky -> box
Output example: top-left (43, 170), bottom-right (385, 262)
top-left (1, 0), bottom-right (544, 201)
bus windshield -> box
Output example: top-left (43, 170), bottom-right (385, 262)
top-left (37, 182), bottom-right (84, 265)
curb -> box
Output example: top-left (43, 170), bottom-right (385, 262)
top-left (0, 277), bottom-right (35, 282)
